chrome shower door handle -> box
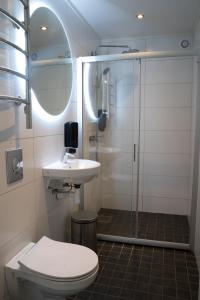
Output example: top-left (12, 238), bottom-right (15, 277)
top-left (134, 144), bottom-right (137, 162)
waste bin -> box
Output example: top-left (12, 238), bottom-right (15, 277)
top-left (71, 210), bottom-right (97, 252)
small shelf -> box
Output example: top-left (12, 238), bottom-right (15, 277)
top-left (0, 0), bottom-right (31, 129)
top-left (31, 57), bottom-right (73, 67)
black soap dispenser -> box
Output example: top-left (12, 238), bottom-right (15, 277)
top-left (64, 122), bottom-right (78, 153)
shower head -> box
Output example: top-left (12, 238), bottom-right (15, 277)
top-left (122, 49), bottom-right (139, 54)
top-left (103, 67), bottom-right (110, 75)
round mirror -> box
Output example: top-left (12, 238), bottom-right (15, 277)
top-left (30, 7), bottom-right (72, 115)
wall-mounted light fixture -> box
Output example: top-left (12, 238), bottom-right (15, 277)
top-left (40, 26), bottom-right (47, 31)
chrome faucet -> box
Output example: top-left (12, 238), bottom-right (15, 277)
top-left (62, 148), bottom-right (76, 163)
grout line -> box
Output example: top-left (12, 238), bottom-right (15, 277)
top-left (0, 179), bottom-right (35, 198)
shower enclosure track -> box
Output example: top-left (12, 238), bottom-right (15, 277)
top-left (97, 234), bottom-right (190, 250)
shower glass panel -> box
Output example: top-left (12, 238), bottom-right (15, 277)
top-left (137, 57), bottom-right (191, 245)
top-left (83, 59), bottom-right (141, 238)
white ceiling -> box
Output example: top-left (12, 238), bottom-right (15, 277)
top-left (69, 0), bottom-right (200, 39)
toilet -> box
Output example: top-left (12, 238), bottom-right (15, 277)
top-left (5, 236), bottom-right (99, 300)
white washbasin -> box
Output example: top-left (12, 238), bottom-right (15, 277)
top-left (42, 159), bottom-right (101, 184)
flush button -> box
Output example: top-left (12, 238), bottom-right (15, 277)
top-left (6, 149), bottom-right (23, 184)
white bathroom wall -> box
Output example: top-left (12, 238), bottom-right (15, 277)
top-left (0, 0), bottom-right (99, 299)
top-left (98, 34), bottom-right (193, 54)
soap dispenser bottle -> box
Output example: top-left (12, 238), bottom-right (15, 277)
top-left (64, 122), bottom-right (78, 154)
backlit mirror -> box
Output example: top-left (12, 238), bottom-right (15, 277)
top-left (30, 7), bottom-right (72, 115)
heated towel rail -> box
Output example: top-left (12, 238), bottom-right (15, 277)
top-left (0, 0), bottom-right (31, 128)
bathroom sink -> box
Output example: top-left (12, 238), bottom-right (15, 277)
top-left (42, 159), bottom-right (101, 184)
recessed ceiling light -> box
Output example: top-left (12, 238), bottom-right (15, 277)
top-left (40, 26), bottom-right (47, 31)
top-left (136, 13), bottom-right (144, 20)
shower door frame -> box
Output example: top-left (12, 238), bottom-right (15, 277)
top-left (77, 50), bottom-right (195, 250)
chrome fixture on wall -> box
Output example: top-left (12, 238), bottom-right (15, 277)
top-left (0, 0), bottom-right (32, 129)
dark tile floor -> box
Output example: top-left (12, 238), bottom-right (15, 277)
top-left (67, 241), bottom-right (199, 300)
top-left (97, 208), bottom-right (190, 244)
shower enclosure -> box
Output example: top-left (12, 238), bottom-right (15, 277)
top-left (78, 51), bottom-right (194, 249)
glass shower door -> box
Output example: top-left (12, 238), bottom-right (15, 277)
top-left (83, 59), bottom-right (141, 238)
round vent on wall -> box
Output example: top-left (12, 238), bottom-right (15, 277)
top-left (180, 40), bottom-right (190, 49)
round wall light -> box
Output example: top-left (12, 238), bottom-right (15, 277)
top-left (40, 26), bottom-right (47, 31)
top-left (136, 13), bottom-right (144, 20)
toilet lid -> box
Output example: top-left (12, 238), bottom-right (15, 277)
top-left (18, 236), bottom-right (98, 281)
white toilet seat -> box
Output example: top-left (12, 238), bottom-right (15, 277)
top-left (18, 236), bottom-right (98, 281)
top-left (5, 236), bottom-right (99, 297)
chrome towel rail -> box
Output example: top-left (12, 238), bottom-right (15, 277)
top-left (0, 96), bottom-right (29, 105)
top-left (0, 8), bottom-right (27, 31)
top-left (0, 67), bottom-right (28, 80)
top-left (0, 37), bottom-right (28, 56)
top-left (0, 0), bottom-right (32, 129)
top-left (19, 0), bottom-right (28, 8)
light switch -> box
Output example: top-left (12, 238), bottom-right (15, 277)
top-left (6, 149), bottom-right (23, 184)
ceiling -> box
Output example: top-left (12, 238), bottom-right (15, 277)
top-left (69, 0), bottom-right (200, 39)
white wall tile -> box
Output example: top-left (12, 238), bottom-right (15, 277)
top-left (103, 129), bottom-right (133, 153)
top-left (143, 175), bottom-right (190, 199)
top-left (145, 108), bottom-right (192, 131)
top-left (104, 152), bottom-right (133, 175)
top-left (139, 130), bottom-right (145, 153)
top-left (133, 107), bottom-right (145, 131)
top-left (144, 153), bottom-right (191, 177)
top-left (102, 173), bottom-right (133, 196)
top-left (34, 178), bottom-right (60, 219)
top-left (0, 104), bottom-right (34, 141)
top-left (0, 183), bottom-right (36, 248)
top-left (145, 131), bottom-right (191, 154)
top-left (84, 176), bottom-right (102, 212)
top-left (102, 194), bottom-right (132, 211)
top-left (145, 83), bottom-right (192, 107)
top-left (34, 135), bottom-right (63, 179)
top-left (143, 196), bottom-right (188, 215)
top-left (108, 107), bottom-right (133, 130)
top-left (145, 58), bottom-right (193, 84)
top-left (116, 84), bottom-right (140, 107)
